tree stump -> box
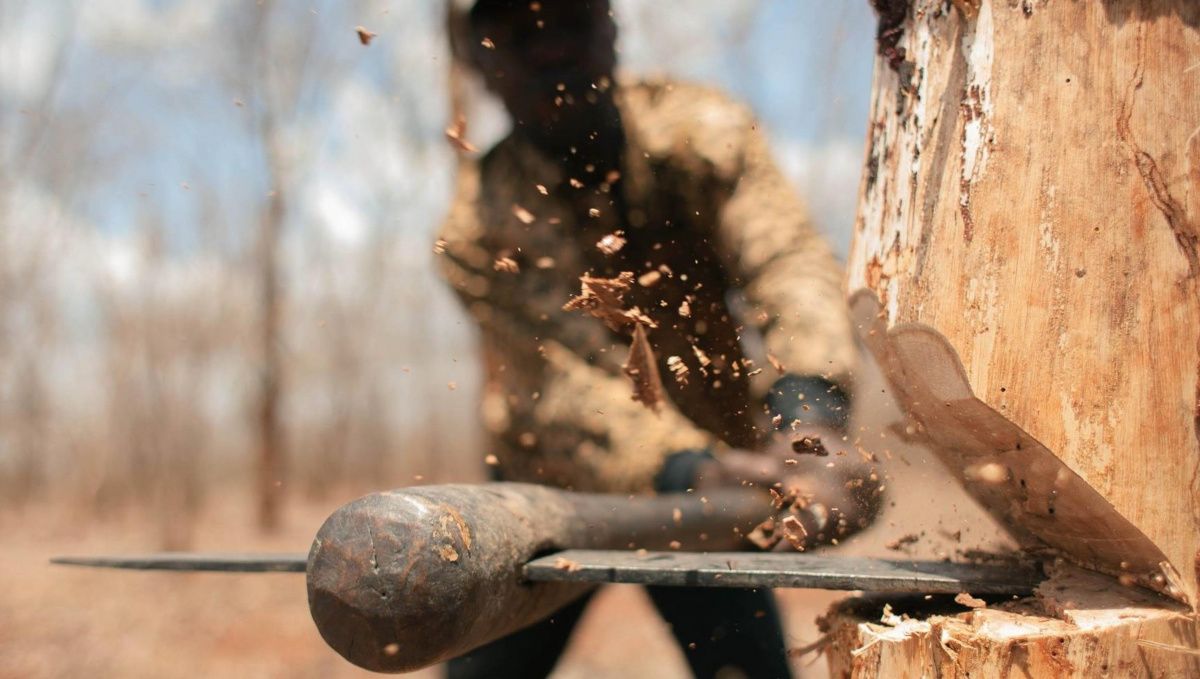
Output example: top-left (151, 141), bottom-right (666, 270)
top-left (829, 0), bottom-right (1200, 675)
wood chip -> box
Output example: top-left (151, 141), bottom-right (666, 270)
top-left (444, 115), bottom-right (477, 153)
top-left (596, 231), bottom-right (626, 255)
top-left (767, 352), bottom-right (786, 374)
top-left (623, 324), bottom-right (666, 412)
top-left (781, 515), bottom-right (808, 551)
top-left (536, 184), bottom-right (549, 195)
top-left (511, 204), bottom-right (536, 224)
top-left (666, 356), bottom-right (689, 385)
top-left (553, 557), bottom-right (582, 572)
top-left (954, 592), bottom-right (987, 609)
top-left (672, 507), bottom-right (683, 526)
top-left (535, 256), bottom-right (556, 269)
top-left (563, 272), bottom-right (656, 331)
top-left (484, 454), bottom-right (499, 466)
top-left (480, 37), bottom-right (495, 49)
top-left (791, 436), bottom-right (830, 457)
top-left (638, 270), bottom-right (662, 287)
top-left (493, 257), bottom-right (520, 273)
top-left (678, 300), bottom-right (691, 318)
top-left (355, 26), bottom-right (376, 45)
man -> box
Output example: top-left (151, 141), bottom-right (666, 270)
top-left (437, 1), bottom-right (881, 677)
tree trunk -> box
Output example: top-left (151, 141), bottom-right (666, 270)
top-left (829, 0), bottom-right (1200, 675)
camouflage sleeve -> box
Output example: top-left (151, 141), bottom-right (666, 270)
top-left (712, 111), bottom-right (859, 399)
top-left (532, 342), bottom-right (716, 494)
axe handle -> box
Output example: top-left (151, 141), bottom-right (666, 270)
top-left (306, 482), bottom-right (768, 673)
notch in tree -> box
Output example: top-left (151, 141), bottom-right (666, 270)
top-left (828, 1), bottom-right (1200, 675)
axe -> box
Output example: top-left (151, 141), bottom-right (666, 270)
top-left (54, 482), bottom-right (1040, 673)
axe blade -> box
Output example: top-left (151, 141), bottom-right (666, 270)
top-left (525, 550), bottom-right (1040, 595)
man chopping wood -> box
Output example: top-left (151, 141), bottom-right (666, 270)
top-left (436, 1), bottom-right (882, 676)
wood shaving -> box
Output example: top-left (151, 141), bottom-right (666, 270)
top-left (781, 515), bottom-right (808, 551)
top-left (563, 272), bottom-right (656, 331)
top-left (596, 231), bottom-right (626, 255)
top-left (954, 592), bottom-right (987, 609)
top-left (355, 26), bottom-right (376, 45)
top-left (666, 355), bottom-right (689, 385)
top-left (511, 204), bottom-right (536, 224)
top-left (588, 208), bottom-right (601, 218)
top-left (569, 178), bottom-right (584, 188)
top-left (623, 324), bottom-right (665, 412)
top-left (536, 183), bottom-right (549, 195)
top-left (444, 115), bottom-right (477, 153)
top-left (767, 353), bottom-right (787, 374)
top-left (678, 300), bottom-right (691, 318)
top-left (493, 257), bottom-right (520, 274)
top-left (480, 37), bottom-right (495, 49)
top-left (433, 238), bottom-right (448, 254)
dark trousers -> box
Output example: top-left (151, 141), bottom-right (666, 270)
top-left (446, 586), bottom-right (794, 679)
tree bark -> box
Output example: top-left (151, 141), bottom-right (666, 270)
top-left (829, 0), bottom-right (1200, 675)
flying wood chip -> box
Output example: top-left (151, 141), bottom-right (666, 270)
top-left (356, 26), bottom-right (376, 45)
top-left (563, 272), bottom-right (656, 331)
top-left (444, 115), bottom-right (477, 153)
top-left (623, 324), bottom-right (665, 412)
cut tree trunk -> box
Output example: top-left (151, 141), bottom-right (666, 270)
top-left (830, 0), bottom-right (1200, 676)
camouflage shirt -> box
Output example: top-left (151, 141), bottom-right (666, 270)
top-left (436, 79), bottom-right (857, 493)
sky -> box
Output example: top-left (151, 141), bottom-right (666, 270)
top-left (2, 0), bottom-right (878, 258)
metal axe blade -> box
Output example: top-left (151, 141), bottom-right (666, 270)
top-left (52, 550), bottom-right (1039, 594)
top-left (524, 550), bottom-right (1040, 594)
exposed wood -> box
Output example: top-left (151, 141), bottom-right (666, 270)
top-left (832, 0), bottom-right (1200, 675)
top-left (824, 567), bottom-right (1199, 679)
top-left (846, 0), bottom-right (1200, 604)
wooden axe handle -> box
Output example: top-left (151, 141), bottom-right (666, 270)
top-left (306, 482), bottom-right (768, 672)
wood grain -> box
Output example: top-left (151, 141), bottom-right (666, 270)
top-left (846, 0), bottom-right (1200, 606)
